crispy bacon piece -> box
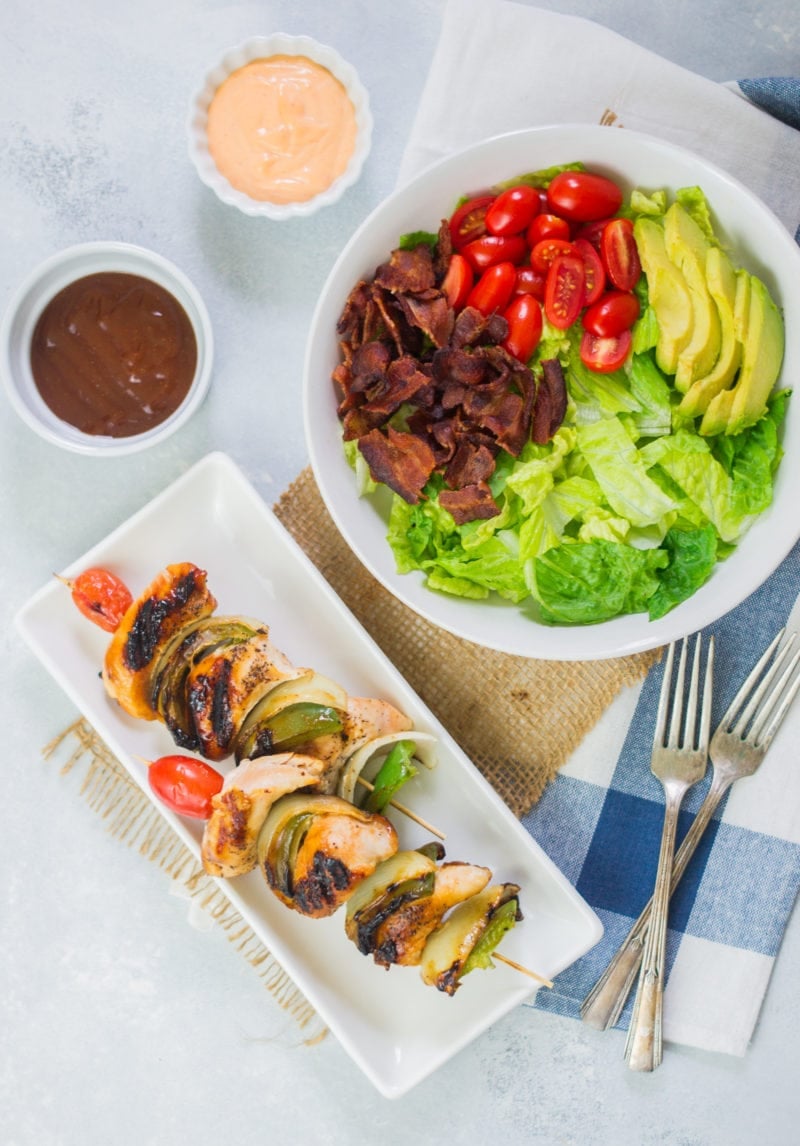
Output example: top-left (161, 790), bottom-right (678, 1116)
top-left (361, 356), bottom-right (432, 420)
top-left (439, 482), bottom-right (500, 524)
top-left (350, 340), bottom-right (393, 391)
top-left (432, 347), bottom-right (488, 387)
top-left (397, 292), bottom-right (454, 348)
top-left (358, 426), bottom-right (437, 504)
top-left (532, 358), bottom-right (568, 444)
top-left (444, 441), bottom-right (496, 490)
top-left (433, 218), bottom-right (453, 280)
top-left (374, 245), bottom-right (435, 294)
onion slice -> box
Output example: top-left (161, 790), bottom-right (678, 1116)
top-left (337, 731), bottom-right (437, 805)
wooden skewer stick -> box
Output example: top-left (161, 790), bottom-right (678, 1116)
top-left (494, 952), bottom-right (553, 988)
top-left (355, 776), bottom-right (446, 841)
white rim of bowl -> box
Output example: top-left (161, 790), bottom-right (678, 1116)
top-left (187, 33), bottom-right (373, 219)
top-left (0, 240), bottom-right (214, 456)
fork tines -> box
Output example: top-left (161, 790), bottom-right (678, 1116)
top-left (718, 629), bottom-right (800, 750)
top-left (654, 635), bottom-right (714, 753)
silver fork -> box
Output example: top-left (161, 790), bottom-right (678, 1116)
top-left (583, 628), bottom-right (800, 1037)
top-left (623, 634), bottom-right (713, 1072)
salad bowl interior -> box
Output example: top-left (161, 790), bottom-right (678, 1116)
top-left (303, 125), bottom-right (800, 660)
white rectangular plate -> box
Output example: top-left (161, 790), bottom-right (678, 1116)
top-left (16, 451), bottom-right (602, 1098)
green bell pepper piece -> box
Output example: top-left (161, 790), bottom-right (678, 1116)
top-left (363, 740), bottom-right (418, 813)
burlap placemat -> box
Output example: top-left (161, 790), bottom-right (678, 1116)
top-left (274, 467), bottom-right (661, 817)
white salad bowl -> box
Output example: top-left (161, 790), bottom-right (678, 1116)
top-left (303, 125), bottom-right (800, 660)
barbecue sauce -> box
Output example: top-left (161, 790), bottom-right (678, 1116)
top-left (30, 272), bottom-right (197, 438)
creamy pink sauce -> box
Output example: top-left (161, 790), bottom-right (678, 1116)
top-left (206, 55), bottom-right (357, 204)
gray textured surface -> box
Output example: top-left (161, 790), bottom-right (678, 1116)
top-left (1, 2), bottom-right (799, 1143)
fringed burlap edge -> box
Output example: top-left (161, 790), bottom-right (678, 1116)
top-left (42, 717), bottom-right (327, 1046)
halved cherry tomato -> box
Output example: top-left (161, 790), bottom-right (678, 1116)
top-left (502, 294), bottom-right (543, 363)
top-left (441, 253), bottom-right (474, 311)
top-left (147, 754), bottom-right (224, 820)
top-left (580, 328), bottom-right (633, 373)
top-left (466, 261), bottom-right (517, 316)
top-left (462, 234), bottom-right (527, 272)
top-left (530, 237), bottom-right (575, 273)
top-left (514, 265), bottom-right (546, 300)
top-left (573, 237), bottom-right (606, 306)
top-left (582, 290), bottom-right (640, 336)
top-left (60, 566), bottom-right (133, 632)
top-left (526, 213), bottom-right (571, 247)
top-left (485, 185), bottom-right (541, 237)
top-left (546, 171), bottom-right (624, 222)
top-left (544, 255), bottom-right (585, 330)
top-left (449, 194), bottom-right (495, 250)
top-left (601, 218), bottom-right (642, 291)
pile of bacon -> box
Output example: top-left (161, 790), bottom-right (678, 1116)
top-left (332, 226), bottom-right (567, 524)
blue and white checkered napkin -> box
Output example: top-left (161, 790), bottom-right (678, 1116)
top-left (403, 0), bottom-right (800, 1055)
top-left (525, 545), bottom-right (800, 1055)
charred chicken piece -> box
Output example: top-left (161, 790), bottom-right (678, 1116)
top-left (201, 753), bottom-right (328, 879)
top-left (257, 794), bottom-right (398, 918)
top-left (345, 850), bottom-right (491, 968)
top-left (186, 629), bottom-right (304, 761)
top-left (420, 882), bottom-right (523, 995)
top-left (152, 616), bottom-right (261, 751)
top-left (103, 563), bottom-right (217, 722)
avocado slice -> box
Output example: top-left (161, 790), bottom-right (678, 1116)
top-left (663, 203), bottom-right (721, 392)
top-left (733, 268), bottom-right (751, 343)
top-left (699, 275), bottom-right (785, 436)
top-left (633, 216), bottom-right (694, 375)
top-left (678, 246), bottom-right (742, 418)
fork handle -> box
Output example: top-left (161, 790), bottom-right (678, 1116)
top-left (624, 786), bottom-right (683, 1071)
top-left (581, 773), bottom-right (729, 1031)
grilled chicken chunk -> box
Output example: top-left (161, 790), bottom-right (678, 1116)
top-left (301, 695), bottom-right (414, 792)
top-left (346, 855), bottom-right (491, 967)
top-left (201, 753), bottom-right (328, 879)
top-left (187, 630), bottom-right (304, 761)
top-left (103, 563), bottom-right (217, 721)
top-left (258, 794), bottom-right (398, 918)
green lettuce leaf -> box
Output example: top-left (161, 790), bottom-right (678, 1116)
top-left (648, 525), bottom-right (718, 619)
top-left (639, 428), bottom-right (754, 543)
top-left (530, 540), bottom-right (668, 625)
top-left (575, 418), bottom-right (679, 528)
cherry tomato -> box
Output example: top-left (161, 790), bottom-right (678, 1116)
top-left (601, 217), bottom-right (642, 291)
top-left (441, 253), bottom-right (474, 311)
top-left (573, 217), bottom-right (615, 250)
top-left (61, 566), bottom-right (133, 632)
top-left (449, 194), bottom-right (495, 250)
top-left (466, 261), bottom-right (517, 316)
top-left (147, 754), bottom-right (224, 819)
top-left (530, 237), bottom-right (575, 274)
top-left (514, 265), bottom-right (546, 300)
top-left (573, 237), bottom-right (606, 306)
top-left (544, 254), bottom-right (585, 330)
top-left (485, 185), bottom-right (541, 237)
top-left (580, 328), bottom-right (633, 373)
top-left (546, 171), bottom-right (624, 222)
top-left (582, 290), bottom-right (640, 337)
top-left (526, 213), bottom-right (571, 247)
top-left (462, 234), bottom-right (527, 272)
top-left (502, 294), bottom-right (543, 363)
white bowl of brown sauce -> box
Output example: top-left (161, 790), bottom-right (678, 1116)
top-left (188, 34), bottom-right (372, 219)
top-left (1, 242), bottom-right (213, 455)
